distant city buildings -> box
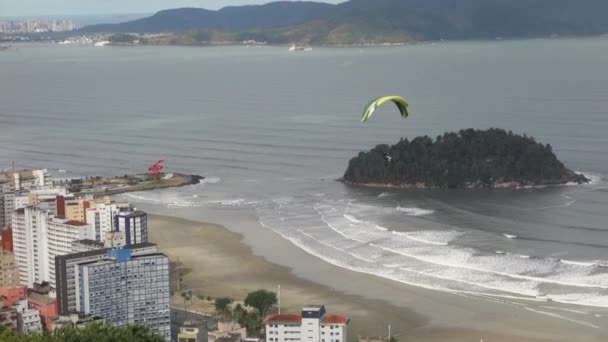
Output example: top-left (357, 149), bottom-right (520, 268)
top-left (15, 299), bottom-right (43, 334)
top-left (265, 305), bottom-right (350, 342)
top-left (0, 19), bottom-right (75, 34)
top-left (0, 249), bottom-right (20, 288)
top-left (1, 168), bottom-right (166, 340)
top-left (0, 306), bottom-right (19, 333)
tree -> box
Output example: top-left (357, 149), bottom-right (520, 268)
top-left (0, 322), bottom-right (164, 342)
top-left (244, 289), bottom-right (277, 318)
top-left (214, 297), bottom-right (234, 319)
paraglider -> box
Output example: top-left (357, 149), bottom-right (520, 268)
top-left (360, 95), bottom-right (409, 123)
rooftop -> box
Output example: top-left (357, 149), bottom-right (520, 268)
top-left (28, 292), bottom-right (56, 305)
top-left (264, 314), bottom-right (302, 323)
top-left (321, 315), bottom-right (350, 325)
top-left (73, 239), bottom-right (103, 247)
top-left (117, 210), bottom-right (146, 218)
top-left (302, 305), bottom-right (325, 311)
top-left (65, 220), bottom-right (88, 226)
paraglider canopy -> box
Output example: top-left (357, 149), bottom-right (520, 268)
top-left (360, 96), bottom-right (409, 123)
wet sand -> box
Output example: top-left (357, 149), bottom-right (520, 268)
top-left (148, 214), bottom-right (607, 342)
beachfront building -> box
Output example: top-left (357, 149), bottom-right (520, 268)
top-left (0, 191), bottom-right (4, 228)
top-left (15, 299), bottom-right (43, 334)
top-left (85, 197), bottom-right (130, 242)
top-left (0, 249), bottom-right (20, 288)
top-left (264, 305), bottom-right (349, 342)
top-left (74, 248), bottom-right (171, 341)
top-left (28, 291), bottom-right (58, 332)
top-left (63, 197), bottom-right (95, 223)
top-left (70, 239), bottom-right (104, 253)
top-left (178, 321), bottom-right (207, 342)
top-left (54, 242), bottom-right (159, 315)
top-left (115, 209), bottom-right (148, 245)
top-left (50, 313), bottom-right (104, 331)
top-left (0, 287), bottom-right (27, 307)
top-left (1, 226), bottom-right (13, 252)
top-left (0, 306), bottom-right (18, 334)
top-left (12, 207), bottom-right (94, 288)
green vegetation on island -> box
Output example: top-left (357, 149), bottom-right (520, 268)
top-left (343, 128), bottom-right (589, 189)
top-left (0, 322), bottom-right (164, 342)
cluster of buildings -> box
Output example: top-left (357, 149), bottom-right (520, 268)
top-left (0, 19), bottom-right (75, 34)
top-left (1, 169), bottom-right (352, 342)
top-left (0, 169), bottom-right (171, 341)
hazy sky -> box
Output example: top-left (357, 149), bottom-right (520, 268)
top-left (0, 0), bottom-right (344, 17)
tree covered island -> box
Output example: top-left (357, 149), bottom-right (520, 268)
top-left (343, 128), bottom-right (589, 189)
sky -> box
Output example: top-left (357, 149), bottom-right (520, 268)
top-left (0, 0), bottom-right (344, 17)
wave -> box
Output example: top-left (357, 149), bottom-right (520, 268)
top-left (343, 214), bottom-right (363, 223)
top-left (391, 230), bottom-right (460, 246)
top-left (256, 197), bottom-right (608, 309)
top-left (396, 206), bottom-right (435, 216)
top-left (576, 172), bottom-right (603, 186)
top-left (377, 192), bottom-right (391, 198)
top-left (200, 177), bottom-right (221, 184)
top-left (502, 233), bottom-right (518, 239)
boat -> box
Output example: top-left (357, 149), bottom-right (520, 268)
top-left (288, 44), bottom-right (312, 52)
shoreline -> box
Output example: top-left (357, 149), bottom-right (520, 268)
top-left (338, 175), bottom-right (591, 191)
top-left (147, 213), bottom-right (607, 341)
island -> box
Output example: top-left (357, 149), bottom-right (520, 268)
top-left (342, 128), bottom-right (589, 189)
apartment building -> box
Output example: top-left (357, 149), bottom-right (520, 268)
top-left (265, 306), bottom-right (349, 342)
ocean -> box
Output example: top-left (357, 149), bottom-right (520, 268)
top-left (1, 39), bottom-right (608, 317)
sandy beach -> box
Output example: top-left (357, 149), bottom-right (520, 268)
top-left (148, 214), bottom-right (608, 342)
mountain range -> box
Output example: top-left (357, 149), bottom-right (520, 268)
top-left (82, 0), bottom-right (608, 45)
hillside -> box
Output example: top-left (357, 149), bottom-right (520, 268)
top-left (342, 129), bottom-right (589, 189)
top-left (81, 0), bottom-right (608, 44)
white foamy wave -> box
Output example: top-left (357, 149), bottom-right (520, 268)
top-left (576, 172), bottom-right (603, 186)
top-left (392, 230), bottom-right (463, 246)
top-left (200, 177), bottom-right (221, 184)
top-left (502, 233), bottom-right (518, 239)
top-left (560, 259), bottom-right (599, 267)
top-left (343, 214), bottom-right (363, 223)
top-left (257, 197), bottom-right (608, 309)
top-left (377, 192), bottom-right (391, 198)
top-left (396, 206), bottom-right (435, 216)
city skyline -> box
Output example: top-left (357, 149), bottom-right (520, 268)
top-left (0, 0), bottom-right (344, 17)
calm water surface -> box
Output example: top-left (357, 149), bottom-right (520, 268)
top-left (1, 39), bottom-right (608, 319)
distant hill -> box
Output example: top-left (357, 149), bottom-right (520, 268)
top-left (82, 0), bottom-right (608, 44)
top-left (82, 2), bottom-right (333, 33)
top-left (342, 129), bottom-right (589, 189)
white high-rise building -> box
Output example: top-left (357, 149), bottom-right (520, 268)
top-left (12, 207), bottom-right (94, 288)
top-left (265, 305), bottom-right (349, 342)
top-left (85, 198), bottom-right (130, 243)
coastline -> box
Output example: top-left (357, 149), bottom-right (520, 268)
top-left (148, 213), bottom-right (607, 341)
top-left (338, 176), bottom-right (590, 191)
